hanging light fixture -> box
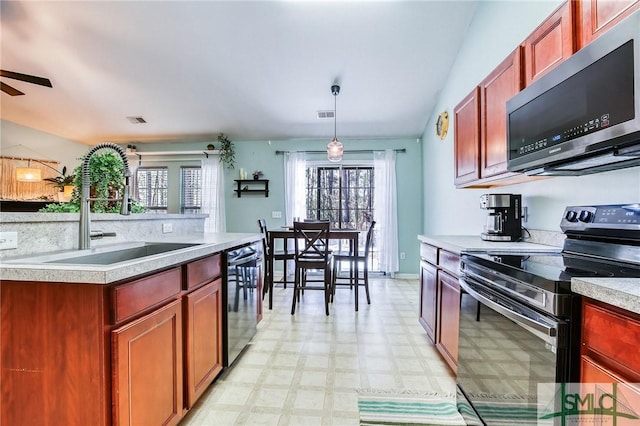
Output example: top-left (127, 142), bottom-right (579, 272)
top-left (326, 84), bottom-right (343, 162)
top-left (16, 160), bottom-right (42, 182)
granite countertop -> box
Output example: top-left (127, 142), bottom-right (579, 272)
top-left (0, 232), bottom-right (261, 284)
top-left (572, 278), bottom-right (640, 315)
top-left (417, 234), bottom-right (562, 255)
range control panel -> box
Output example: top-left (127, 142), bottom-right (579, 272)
top-left (561, 204), bottom-right (640, 233)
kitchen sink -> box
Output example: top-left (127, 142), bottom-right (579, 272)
top-left (45, 242), bottom-right (201, 265)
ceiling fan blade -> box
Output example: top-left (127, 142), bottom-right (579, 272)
top-left (0, 70), bottom-right (52, 87)
top-left (0, 81), bottom-right (25, 96)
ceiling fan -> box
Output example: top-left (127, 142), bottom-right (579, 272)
top-left (1, 69), bottom-right (52, 96)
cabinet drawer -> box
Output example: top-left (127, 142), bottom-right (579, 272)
top-left (185, 254), bottom-right (221, 290)
top-left (582, 301), bottom-right (640, 376)
top-left (438, 250), bottom-right (460, 276)
top-left (420, 243), bottom-right (438, 264)
top-left (112, 267), bottom-right (182, 324)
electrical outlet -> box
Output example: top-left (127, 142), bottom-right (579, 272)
top-left (0, 232), bottom-right (18, 250)
top-left (400, 252), bottom-right (406, 260)
top-left (162, 223), bottom-right (173, 233)
top-left (272, 211), bottom-right (282, 219)
top-left (522, 206), bottom-right (529, 223)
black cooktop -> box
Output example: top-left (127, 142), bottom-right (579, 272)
top-left (463, 251), bottom-right (640, 294)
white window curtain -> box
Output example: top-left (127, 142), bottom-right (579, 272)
top-left (201, 157), bottom-right (226, 233)
top-left (284, 152), bottom-right (306, 224)
top-left (373, 149), bottom-right (399, 276)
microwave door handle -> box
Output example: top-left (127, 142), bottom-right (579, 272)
top-left (459, 277), bottom-right (559, 347)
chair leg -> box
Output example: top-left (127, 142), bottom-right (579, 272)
top-left (324, 266), bottom-right (330, 316)
top-left (291, 267), bottom-right (300, 315)
top-left (364, 263), bottom-right (371, 304)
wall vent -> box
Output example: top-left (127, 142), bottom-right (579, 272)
top-left (317, 110), bottom-right (335, 119)
top-left (126, 116), bottom-right (147, 124)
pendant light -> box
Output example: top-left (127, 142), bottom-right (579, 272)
top-left (326, 84), bottom-right (343, 162)
top-left (16, 160), bottom-right (42, 182)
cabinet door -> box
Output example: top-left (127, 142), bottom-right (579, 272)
top-left (523, 1), bottom-right (576, 85)
top-left (184, 278), bottom-right (223, 408)
top-left (419, 260), bottom-right (438, 342)
top-left (112, 299), bottom-right (183, 426)
top-left (454, 87), bottom-right (481, 186)
top-left (480, 47), bottom-right (523, 179)
top-left (578, 0), bottom-right (640, 49)
top-left (580, 355), bottom-right (640, 409)
top-left (436, 270), bottom-right (460, 373)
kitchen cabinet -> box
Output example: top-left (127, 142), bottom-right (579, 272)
top-left (577, 0), bottom-right (640, 49)
top-left (184, 278), bottom-right (223, 407)
top-left (419, 259), bottom-right (438, 342)
top-left (580, 299), bottom-right (640, 384)
top-left (453, 87), bottom-right (481, 186)
top-left (1, 252), bottom-right (225, 426)
top-left (419, 241), bottom-right (460, 373)
top-left (112, 299), bottom-right (184, 426)
top-left (523, 1), bottom-right (576, 85)
top-left (455, 48), bottom-right (528, 188)
top-left (437, 269), bottom-right (460, 373)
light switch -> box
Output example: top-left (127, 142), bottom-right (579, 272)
top-left (272, 211), bottom-right (282, 219)
top-left (0, 232), bottom-right (18, 250)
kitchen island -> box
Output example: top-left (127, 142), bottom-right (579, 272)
top-left (1, 232), bottom-right (262, 426)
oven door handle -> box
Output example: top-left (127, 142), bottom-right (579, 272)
top-left (459, 277), bottom-right (559, 348)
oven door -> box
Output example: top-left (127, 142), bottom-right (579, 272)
top-left (457, 276), bottom-right (569, 425)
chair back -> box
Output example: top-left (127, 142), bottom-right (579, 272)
top-left (257, 219), bottom-right (270, 257)
top-left (363, 221), bottom-right (376, 257)
top-left (293, 221), bottom-right (331, 261)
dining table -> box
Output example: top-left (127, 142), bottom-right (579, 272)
top-left (265, 227), bottom-right (361, 309)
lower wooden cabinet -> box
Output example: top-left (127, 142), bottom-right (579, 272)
top-left (112, 299), bottom-right (184, 426)
top-left (419, 241), bottom-right (461, 373)
top-left (581, 299), bottom-right (640, 382)
top-left (1, 251), bottom-right (227, 426)
top-left (436, 270), bottom-right (460, 373)
top-left (419, 260), bottom-right (438, 342)
top-left (184, 278), bottom-right (223, 407)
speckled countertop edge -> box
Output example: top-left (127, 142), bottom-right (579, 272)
top-left (572, 278), bottom-right (640, 315)
top-left (417, 234), bottom-right (562, 255)
top-left (0, 232), bottom-right (261, 284)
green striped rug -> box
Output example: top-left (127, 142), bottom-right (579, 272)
top-left (357, 389), bottom-right (467, 426)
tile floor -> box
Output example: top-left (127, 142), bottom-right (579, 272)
top-left (181, 276), bottom-right (456, 426)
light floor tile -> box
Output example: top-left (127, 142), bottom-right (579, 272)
top-left (181, 277), bottom-right (455, 426)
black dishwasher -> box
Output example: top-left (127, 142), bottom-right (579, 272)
top-left (223, 242), bottom-right (262, 366)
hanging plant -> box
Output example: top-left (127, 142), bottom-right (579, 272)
top-left (217, 133), bottom-right (236, 169)
top-left (39, 151), bottom-right (144, 213)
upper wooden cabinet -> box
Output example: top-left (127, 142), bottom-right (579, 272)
top-left (577, 0), bottom-right (640, 49)
top-left (454, 48), bottom-right (526, 188)
top-left (453, 87), bottom-right (481, 186)
top-left (480, 47), bottom-right (523, 179)
top-left (523, 1), bottom-right (576, 85)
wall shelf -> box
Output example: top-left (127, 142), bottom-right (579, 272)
top-left (234, 179), bottom-right (269, 198)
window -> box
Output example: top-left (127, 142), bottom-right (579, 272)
top-left (136, 167), bottom-right (168, 213)
top-left (181, 167), bottom-right (201, 214)
top-left (305, 165), bottom-right (378, 270)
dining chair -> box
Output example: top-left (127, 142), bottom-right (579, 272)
top-left (291, 220), bottom-right (333, 315)
top-left (331, 221), bottom-right (375, 311)
top-left (257, 219), bottom-right (295, 309)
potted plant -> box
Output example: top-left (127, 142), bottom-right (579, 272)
top-left (217, 133), bottom-right (236, 169)
top-left (43, 166), bottom-right (76, 202)
top-left (252, 170), bottom-right (263, 180)
top-left (39, 151), bottom-right (144, 213)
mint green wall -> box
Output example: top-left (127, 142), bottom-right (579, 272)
top-left (420, 1), bottom-right (640, 236)
top-left (230, 139), bottom-right (423, 276)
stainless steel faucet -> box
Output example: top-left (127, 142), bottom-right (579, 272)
top-left (79, 143), bottom-right (132, 249)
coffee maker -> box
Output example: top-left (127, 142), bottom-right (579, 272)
top-left (480, 194), bottom-right (522, 241)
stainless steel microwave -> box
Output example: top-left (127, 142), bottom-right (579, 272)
top-left (506, 10), bottom-right (640, 176)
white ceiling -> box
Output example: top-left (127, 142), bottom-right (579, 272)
top-left (0, 1), bottom-right (478, 146)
